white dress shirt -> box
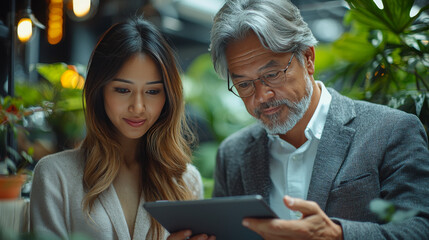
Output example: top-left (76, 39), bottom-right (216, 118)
top-left (268, 81), bottom-right (332, 219)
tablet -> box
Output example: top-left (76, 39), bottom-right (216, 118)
top-left (143, 195), bottom-right (278, 240)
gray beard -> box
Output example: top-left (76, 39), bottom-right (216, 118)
top-left (254, 77), bottom-right (314, 135)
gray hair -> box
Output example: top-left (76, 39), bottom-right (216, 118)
top-left (210, 0), bottom-right (318, 80)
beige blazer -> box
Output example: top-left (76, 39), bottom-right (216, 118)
top-left (30, 148), bottom-right (203, 240)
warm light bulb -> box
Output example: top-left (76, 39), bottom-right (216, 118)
top-left (17, 18), bottom-right (33, 42)
top-left (73, 0), bottom-right (91, 17)
top-left (61, 69), bottom-right (85, 89)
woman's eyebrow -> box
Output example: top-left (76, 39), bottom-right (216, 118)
top-left (112, 79), bottom-right (163, 85)
top-left (147, 80), bottom-right (163, 85)
top-left (112, 78), bottom-right (133, 84)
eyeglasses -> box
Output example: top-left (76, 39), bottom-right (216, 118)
top-left (227, 53), bottom-right (295, 98)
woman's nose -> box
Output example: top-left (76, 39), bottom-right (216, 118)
top-left (128, 94), bottom-right (145, 114)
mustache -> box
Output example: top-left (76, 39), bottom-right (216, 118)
top-left (254, 98), bottom-right (298, 117)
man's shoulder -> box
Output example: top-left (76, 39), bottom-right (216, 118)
top-left (220, 123), bottom-right (265, 147)
top-left (328, 87), bottom-right (413, 120)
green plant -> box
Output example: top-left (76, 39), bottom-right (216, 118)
top-left (14, 63), bottom-right (86, 152)
top-left (184, 53), bottom-right (255, 142)
top-left (324, 0), bottom-right (429, 134)
top-left (184, 54), bottom-right (256, 198)
top-left (370, 198), bottom-right (419, 223)
top-left (0, 227), bottom-right (93, 240)
top-left (0, 96), bottom-right (44, 175)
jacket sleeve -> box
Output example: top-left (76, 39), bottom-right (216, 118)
top-left (336, 113), bottom-right (429, 239)
top-left (212, 141), bottom-right (229, 197)
top-left (30, 157), bottom-right (69, 239)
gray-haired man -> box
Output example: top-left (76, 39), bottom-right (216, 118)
top-left (210, 0), bottom-right (429, 239)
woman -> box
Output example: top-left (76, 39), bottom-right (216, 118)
top-left (30, 18), bottom-right (210, 240)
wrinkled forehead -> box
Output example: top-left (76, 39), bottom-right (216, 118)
top-left (225, 32), bottom-right (285, 76)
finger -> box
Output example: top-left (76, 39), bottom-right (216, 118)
top-left (188, 234), bottom-right (210, 240)
top-left (167, 230), bottom-right (192, 240)
top-left (283, 195), bottom-right (321, 216)
top-left (243, 218), bottom-right (295, 238)
top-left (243, 217), bottom-right (317, 240)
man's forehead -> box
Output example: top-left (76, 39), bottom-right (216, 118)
top-left (225, 33), bottom-right (267, 61)
top-left (226, 35), bottom-right (279, 70)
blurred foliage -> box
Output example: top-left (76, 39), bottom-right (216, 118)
top-left (321, 0), bottom-right (429, 134)
top-left (192, 142), bottom-right (218, 179)
top-left (184, 54), bottom-right (255, 198)
top-left (202, 177), bottom-right (214, 199)
top-left (370, 198), bottom-right (419, 223)
top-left (15, 63), bottom-right (86, 152)
top-left (0, 227), bottom-right (93, 240)
top-left (183, 53), bottom-right (255, 142)
top-left (314, 44), bottom-right (340, 79)
top-left (0, 96), bottom-right (47, 175)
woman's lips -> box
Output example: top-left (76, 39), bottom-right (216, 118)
top-left (124, 118), bottom-right (146, 127)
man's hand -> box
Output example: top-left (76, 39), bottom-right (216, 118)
top-left (242, 196), bottom-right (343, 240)
top-left (167, 230), bottom-right (216, 240)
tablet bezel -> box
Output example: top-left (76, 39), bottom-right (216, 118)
top-left (143, 195), bottom-right (278, 240)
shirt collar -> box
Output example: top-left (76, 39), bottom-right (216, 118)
top-left (305, 81), bottom-right (332, 140)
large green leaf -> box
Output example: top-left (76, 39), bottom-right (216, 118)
top-left (333, 33), bottom-right (376, 62)
top-left (346, 0), bottom-right (415, 33)
top-left (382, 0), bottom-right (414, 32)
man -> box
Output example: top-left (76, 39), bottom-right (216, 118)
top-left (209, 0), bottom-right (429, 239)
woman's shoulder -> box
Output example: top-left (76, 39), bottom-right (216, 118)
top-left (183, 164), bottom-right (203, 199)
top-left (34, 148), bottom-right (85, 177)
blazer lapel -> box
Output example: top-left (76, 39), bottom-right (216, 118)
top-left (241, 126), bottom-right (272, 204)
top-left (133, 193), bottom-right (153, 239)
top-left (307, 89), bottom-right (356, 211)
top-left (98, 185), bottom-right (131, 240)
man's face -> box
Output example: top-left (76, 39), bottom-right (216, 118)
top-left (225, 32), bottom-right (316, 134)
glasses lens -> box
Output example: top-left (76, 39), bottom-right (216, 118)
top-left (263, 70), bottom-right (285, 86)
top-left (233, 81), bottom-right (254, 98)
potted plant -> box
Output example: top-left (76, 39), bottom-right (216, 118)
top-left (0, 95), bottom-right (45, 199)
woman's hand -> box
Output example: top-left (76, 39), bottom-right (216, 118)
top-left (167, 230), bottom-right (216, 240)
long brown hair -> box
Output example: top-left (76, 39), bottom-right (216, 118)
top-left (81, 17), bottom-right (195, 239)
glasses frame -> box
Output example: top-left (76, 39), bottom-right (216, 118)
top-left (227, 52), bottom-right (295, 98)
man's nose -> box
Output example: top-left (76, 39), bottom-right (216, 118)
top-left (253, 80), bottom-right (274, 103)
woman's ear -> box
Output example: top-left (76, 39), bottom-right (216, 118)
top-left (305, 46), bottom-right (315, 75)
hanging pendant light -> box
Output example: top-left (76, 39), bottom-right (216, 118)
top-left (66, 0), bottom-right (99, 21)
top-left (16, 0), bottom-right (45, 43)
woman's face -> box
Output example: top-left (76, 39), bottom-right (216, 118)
top-left (103, 53), bottom-right (166, 142)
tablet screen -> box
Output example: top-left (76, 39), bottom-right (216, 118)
top-left (143, 195), bottom-right (278, 240)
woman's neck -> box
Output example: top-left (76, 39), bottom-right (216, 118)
top-left (119, 137), bottom-right (141, 167)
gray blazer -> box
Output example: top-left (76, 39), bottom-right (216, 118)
top-left (213, 88), bottom-right (429, 239)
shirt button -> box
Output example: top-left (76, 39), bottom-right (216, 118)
top-left (291, 156), bottom-right (296, 160)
